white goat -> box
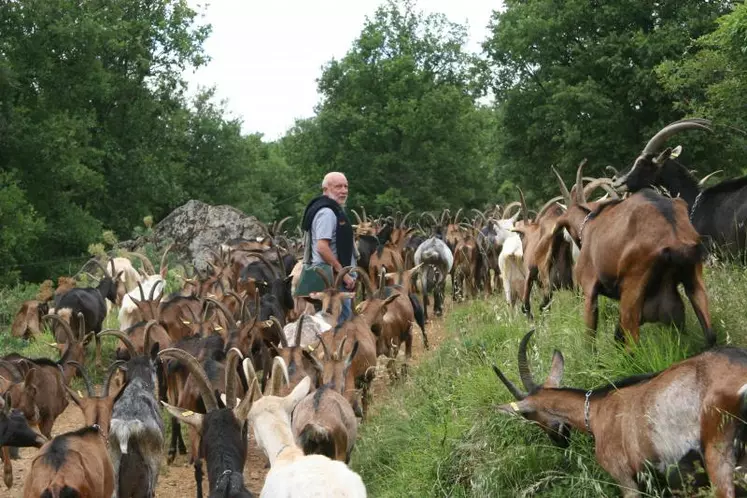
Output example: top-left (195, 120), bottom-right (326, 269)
top-left (498, 232), bottom-right (526, 307)
top-left (246, 364), bottom-right (367, 498)
top-left (118, 274), bottom-right (165, 331)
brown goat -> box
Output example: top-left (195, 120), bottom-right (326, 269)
top-left (64, 360), bottom-right (127, 439)
top-left (495, 330), bottom-right (747, 498)
top-left (292, 337), bottom-right (359, 462)
top-left (10, 300), bottom-right (48, 339)
top-left (551, 161), bottom-right (714, 346)
top-left (23, 425), bottom-right (114, 498)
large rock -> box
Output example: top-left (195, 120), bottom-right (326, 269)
top-left (123, 200), bottom-right (268, 270)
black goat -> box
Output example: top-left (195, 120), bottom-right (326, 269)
top-left (160, 348), bottom-right (255, 498)
top-left (614, 118), bottom-right (747, 260)
top-left (54, 259), bottom-right (122, 365)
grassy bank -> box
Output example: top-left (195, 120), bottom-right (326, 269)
top-left (351, 262), bottom-right (747, 497)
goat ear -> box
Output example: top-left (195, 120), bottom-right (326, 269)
top-left (161, 401), bottom-right (204, 430)
top-left (495, 399), bottom-right (533, 416)
top-left (283, 376), bottom-right (311, 414)
top-left (64, 385), bottom-right (83, 407)
top-left (545, 350), bottom-right (564, 388)
top-left (654, 147), bottom-right (673, 165)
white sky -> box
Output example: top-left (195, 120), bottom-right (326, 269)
top-left (184, 0), bottom-right (502, 141)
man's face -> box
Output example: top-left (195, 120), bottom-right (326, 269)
top-left (324, 175), bottom-right (349, 206)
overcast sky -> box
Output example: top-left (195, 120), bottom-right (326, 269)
top-left (184, 1), bottom-right (502, 141)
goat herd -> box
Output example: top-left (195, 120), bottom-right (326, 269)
top-left (2, 117), bottom-right (747, 497)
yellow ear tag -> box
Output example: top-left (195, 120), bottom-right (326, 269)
top-left (214, 326), bottom-right (223, 331)
top-left (77, 390), bottom-right (83, 398)
top-left (510, 402), bottom-right (520, 412)
top-left (181, 410), bottom-right (194, 417)
top-left (181, 320), bottom-right (191, 325)
top-left (308, 345), bottom-right (315, 352)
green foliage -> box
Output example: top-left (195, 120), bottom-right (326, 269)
top-left (352, 264), bottom-right (747, 496)
top-left (283, 0), bottom-right (498, 214)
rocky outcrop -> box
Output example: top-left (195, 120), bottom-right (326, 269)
top-left (121, 200), bottom-right (268, 270)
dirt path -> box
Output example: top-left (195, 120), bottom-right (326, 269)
top-left (6, 304), bottom-right (452, 497)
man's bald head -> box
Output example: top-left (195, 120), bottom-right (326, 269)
top-left (322, 172), bottom-right (349, 206)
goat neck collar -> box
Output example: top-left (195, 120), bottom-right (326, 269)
top-left (577, 211), bottom-right (593, 243)
top-left (583, 390), bottom-right (593, 434)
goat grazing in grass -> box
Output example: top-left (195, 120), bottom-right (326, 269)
top-left (494, 330), bottom-right (747, 498)
top-left (552, 161), bottom-right (714, 346)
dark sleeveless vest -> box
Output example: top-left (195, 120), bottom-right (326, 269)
top-left (301, 195), bottom-right (354, 267)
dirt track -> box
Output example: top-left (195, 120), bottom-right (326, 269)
top-left (5, 308), bottom-right (451, 497)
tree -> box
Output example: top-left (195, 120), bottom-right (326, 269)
top-left (483, 0), bottom-right (733, 204)
top-left (284, 0), bottom-right (497, 214)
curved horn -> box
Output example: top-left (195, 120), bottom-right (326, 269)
top-left (642, 119), bottom-right (712, 155)
top-left (103, 360), bottom-right (127, 397)
top-left (65, 361), bottom-right (94, 397)
top-left (352, 267), bottom-right (375, 296)
top-left (575, 159), bottom-right (588, 205)
top-left (274, 216), bottom-right (291, 235)
top-left (350, 209), bottom-right (363, 225)
top-left (361, 206), bottom-right (368, 222)
top-left (452, 208), bottom-right (463, 224)
top-left (205, 297), bottom-right (238, 332)
top-left (502, 201), bottom-right (522, 221)
top-left (583, 179), bottom-right (619, 200)
top-left (425, 212), bottom-right (440, 226)
top-left (269, 316), bottom-right (287, 348)
top-left (313, 267), bottom-right (334, 290)
top-left (143, 320), bottom-right (159, 355)
top-left (536, 196), bottom-right (566, 220)
top-left (267, 356), bottom-right (290, 396)
top-left (400, 211), bottom-right (413, 227)
top-left (492, 365), bottom-right (526, 401)
top-left (317, 333), bottom-right (331, 361)
top-left (224, 348), bottom-right (244, 409)
top-left (148, 280), bottom-right (163, 302)
top-left (42, 314), bottom-right (76, 347)
top-left (125, 252), bottom-right (156, 275)
top-left (335, 336), bottom-right (348, 361)
top-left (248, 252), bottom-right (280, 280)
top-left (159, 243), bottom-right (174, 273)
top-left (471, 209), bottom-right (486, 224)
top-left (551, 166), bottom-right (572, 206)
top-left (517, 329), bottom-right (539, 392)
top-left (699, 170), bottom-right (723, 187)
top-left (294, 314), bottom-right (306, 348)
top-left (516, 187), bottom-right (530, 223)
top-left (605, 165), bottom-right (619, 177)
top-left (333, 265), bottom-right (356, 290)
top-left (274, 246), bottom-right (286, 277)
top-left (99, 329), bottom-right (137, 358)
top-left (158, 348), bottom-right (218, 412)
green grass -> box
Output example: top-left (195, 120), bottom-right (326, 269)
top-left (351, 262), bottom-right (747, 497)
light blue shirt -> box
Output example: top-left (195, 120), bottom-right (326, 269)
top-left (310, 208), bottom-right (357, 267)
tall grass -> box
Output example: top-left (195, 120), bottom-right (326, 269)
top-left (351, 262), bottom-right (747, 497)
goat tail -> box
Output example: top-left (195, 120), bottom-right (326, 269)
top-left (659, 242), bottom-right (707, 267)
top-left (297, 423), bottom-right (335, 460)
top-left (409, 293), bottom-right (425, 333)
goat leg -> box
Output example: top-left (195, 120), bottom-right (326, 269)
top-left (683, 265), bottom-right (715, 347)
top-left (194, 458), bottom-right (204, 498)
top-left (168, 417), bottom-right (180, 464)
top-left (2, 446), bottom-right (11, 489)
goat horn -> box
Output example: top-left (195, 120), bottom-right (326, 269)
top-left (267, 356), bottom-right (290, 396)
top-left (99, 329), bottom-right (137, 358)
top-left (502, 201), bottom-right (522, 221)
top-left (361, 206), bottom-right (368, 222)
top-left (536, 196), bottom-right (566, 220)
top-left (575, 159), bottom-right (588, 205)
top-left (65, 361), bottom-right (95, 397)
top-left (353, 267), bottom-right (375, 297)
top-left (551, 166), bottom-right (573, 206)
top-left (268, 316), bottom-right (287, 348)
top-left (400, 211), bottom-right (413, 227)
top-left (699, 170), bottom-right (723, 186)
top-left (453, 208), bottom-right (463, 225)
top-left (335, 336), bottom-right (348, 361)
top-left (205, 297), bottom-right (238, 332)
top-left (275, 216), bottom-right (291, 235)
top-left (248, 251), bottom-right (281, 280)
top-left (584, 179), bottom-right (619, 200)
top-left (294, 314), bottom-right (306, 348)
top-left (158, 348), bottom-right (218, 412)
top-left (333, 265), bottom-right (356, 291)
top-left (125, 252), bottom-right (156, 275)
top-left (605, 165), bottom-right (619, 177)
top-left (147, 280), bottom-right (163, 302)
top-left (142, 320), bottom-right (160, 355)
top-left (42, 314), bottom-right (76, 348)
top-left (224, 348), bottom-right (243, 409)
top-left (350, 209), bottom-right (363, 225)
top-left (159, 243), bottom-right (174, 274)
top-left (425, 212), bottom-right (440, 226)
top-left (103, 360), bottom-right (127, 397)
top-left (492, 365), bottom-right (526, 400)
top-left (316, 333), bottom-right (331, 361)
top-left (517, 329), bottom-right (539, 392)
top-left (312, 267), bottom-right (334, 291)
top-left (274, 246), bottom-right (286, 277)
top-left (471, 209), bottom-right (486, 224)
top-left (642, 119), bottom-right (712, 155)
top-left (516, 187), bottom-right (530, 223)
